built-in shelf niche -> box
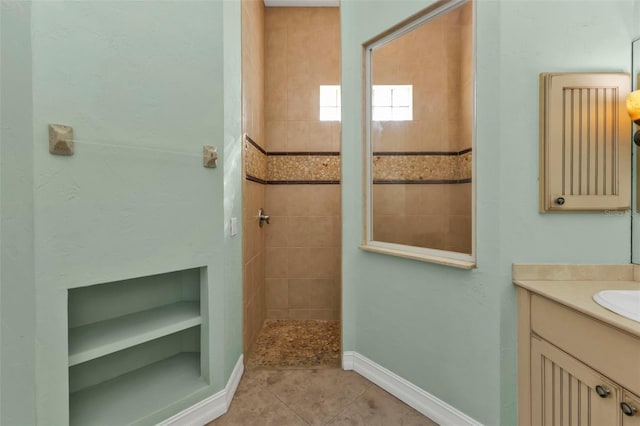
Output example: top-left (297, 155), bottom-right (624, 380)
top-left (68, 268), bottom-right (207, 426)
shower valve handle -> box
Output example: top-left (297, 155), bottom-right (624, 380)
top-left (258, 208), bottom-right (270, 227)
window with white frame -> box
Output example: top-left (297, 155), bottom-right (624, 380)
top-left (319, 85), bottom-right (413, 121)
top-left (372, 85), bottom-right (413, 121)
top-left (320, 85), bottom-right (341, 121)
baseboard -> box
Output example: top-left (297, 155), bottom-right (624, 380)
top-left (158, 354), bottom-right (244, 426)
top-left (342, 351), bottom-right (482, 426)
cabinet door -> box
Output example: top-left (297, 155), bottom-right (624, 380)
top-left (622, 391), bottom-right (640, 426)
top-left (531, 336), bottom-right (621, 426)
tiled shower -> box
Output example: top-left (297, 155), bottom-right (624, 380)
top-left (241, 0), bottom-right (341, 362)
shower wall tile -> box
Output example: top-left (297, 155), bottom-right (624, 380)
top-left (265, 278), bottom-right (288, 309)
top-left (287, 247), bottom-right (339, 279)
top-left (263, 7), bottom-right (341, 321)
top-left (265, 185), bottom-right (341, 320)
top-left (265, 7), bottom-right (340, 152)
top-left (266, 247), bottom-right (288, 278)
top-left (288, 309), bottom-right (339, 321)
top-left (372, 182), bottom-right (472, 254)
top-left (242, 0), bottom-right (266, 359)
top-left (370, 2), bottom-right (472, 154)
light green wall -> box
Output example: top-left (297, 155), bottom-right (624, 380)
top-left (222, 0), bottom-right (244, 380)
top-left (341, 1), bottom-right (637, 424)
top-left (28, 1), bottom-right (242, 423)
top-left (0, 2), bottom-right (37, 425)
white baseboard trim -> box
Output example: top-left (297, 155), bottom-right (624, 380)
top-left (342, 351), bottom-right (482, 426)
top-left (158, 354), bottom-right (244, 426)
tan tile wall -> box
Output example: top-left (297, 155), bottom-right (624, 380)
top-left (242, 0), bottom-right (266, 357)
top-left (372, 183), bottom-right (472, 254)
top-left (265, 185), bottom-right (341, 320)
top-left (263, 7), bottom-right (341, 321)
top-left (265, 7), bottom-right (341, 153)
top-left (371, 1), bottom-right (472, 153)
top-left (370, 2), bottom-right (473, 254)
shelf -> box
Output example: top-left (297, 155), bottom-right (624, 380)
top-left (70, 352), bottom-right (206, 426)
top-left (69, 301), bottom-right (200, 366)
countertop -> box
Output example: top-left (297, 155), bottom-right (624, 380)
top-left (513, 279), bottom-right (640, 338)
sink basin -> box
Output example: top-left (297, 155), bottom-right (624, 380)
top-left (593, 290), bottom-right (640, 323)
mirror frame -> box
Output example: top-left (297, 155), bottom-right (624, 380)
top-left (360, 0), bottom-right (477, 269)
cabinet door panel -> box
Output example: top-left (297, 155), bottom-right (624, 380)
top-left (622, 391), bottom-right (640, 426)
top-left (531, 336), bottom-right (621, 426)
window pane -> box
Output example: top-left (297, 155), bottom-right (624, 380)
top-left (372, 106), bottom-right (392, 121)
top-left (320, 85), bottom-right (339, 107)
top-left (372, 87), bottom-right (392, 107)
top-left (392, 87), bottom-right (411, 107)
top-left (391, 106), bottom-right (412, 121)
top-left (320, 106), bottom-right (340, 121)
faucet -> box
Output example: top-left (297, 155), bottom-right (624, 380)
top-left (258, 208), bottom-right (270, 227)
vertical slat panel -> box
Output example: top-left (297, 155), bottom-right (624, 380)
top-left (562, 369), bottom-right (570, 425)
top-left (572, 89), bottom-right (581, 196)
top-left (545, 357), bottom-right (554, 426)
top-left (610, 88), bottom-right (618, 195)
top-left (554, 364), bottom-right (562, 426)
top-left (587, 88), bottom-right (597, 195)
top-left (580, 381), bottom-right (590, 426)
top-left (595, 87), bottom-right (604, 195)
top-left (578, 88), bottom-right (587, 195)
top-left (570, 375), bottom-right (580, 426)
top-left (563, 89), bottom-right (572, 195)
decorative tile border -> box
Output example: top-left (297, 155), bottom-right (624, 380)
top-left (244, 138), bottom-right (267, 181)
top-left (244, 135), bottom-right (471, 185)
top-left (267, 155), bottom-right (340, 182)
top-left (372, 149), bottom-right (472, 183)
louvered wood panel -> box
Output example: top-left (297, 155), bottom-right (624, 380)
top-left (531, 336), bottom-right (620, 426)
top-left (539, 73), bottom-right (631, 211)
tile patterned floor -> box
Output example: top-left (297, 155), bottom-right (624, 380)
top-left (208, 368), bottom-right (439, 426)
top-left (247, 320), bottom-right (341, 369)
top-left (209, 320), bottom-right (438, 426)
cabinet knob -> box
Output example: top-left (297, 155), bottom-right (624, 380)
top-left (555, 197), bottom-right (565, 205)
top-left (621, 402), bottom-right (638, 417)
top-left (595, 385), bottom-right (610, 398)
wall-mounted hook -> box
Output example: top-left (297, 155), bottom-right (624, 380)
top-left (203, 145), bottom-right (218, 168)
top-left (49, 124), bottom-right (74, 156)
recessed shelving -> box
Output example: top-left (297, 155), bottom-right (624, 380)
top-left (70, 352), bottom-right (206, 426)
top-left (69, 301), bottom-right (201, 366)
top-left (68, 268), bottom-right (206, 426)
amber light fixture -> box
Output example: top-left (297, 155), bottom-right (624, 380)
top-left (627, 90), bottom-right (640, 146)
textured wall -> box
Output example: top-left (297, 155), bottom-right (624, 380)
top-left (241, 0), bottom-right (266, 359)
top-left (0, 2), bottom-right (37, 424)
top-left (30, 2), bottom-right (233, 423)
top-left (341, 1), bottom-right (637, 425)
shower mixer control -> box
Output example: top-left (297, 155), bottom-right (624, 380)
top-left (258, 208), bottom-right (270, 227)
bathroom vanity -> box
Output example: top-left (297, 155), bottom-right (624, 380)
top-left (514, 265), bottom-right (640, 426)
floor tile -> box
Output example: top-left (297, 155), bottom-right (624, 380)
top-left (265, 369), bottom-right (372, 425)
top-left (327, 385), bottom-right (438, 426)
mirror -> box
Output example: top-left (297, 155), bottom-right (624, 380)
top-left (362, 0), bottom-right (475, 268)
top-left (632, 37), bottom-right (640, 263)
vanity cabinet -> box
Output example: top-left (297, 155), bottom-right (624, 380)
top-left (517, 286), bottom-right (640, 426)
